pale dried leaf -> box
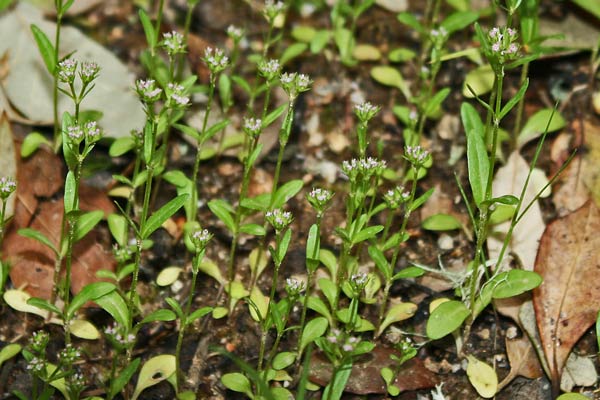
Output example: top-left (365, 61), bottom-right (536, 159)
top-left (0, 2), bottom-right (145, 137)
top-left (488, 151), bottom-right (546, 271)
top-left (0, 113), bottom-right (16, 219)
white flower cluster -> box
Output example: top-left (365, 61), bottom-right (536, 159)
top-left (383, 186), bottom-right (410, 209)
top-left (58, 58), bottom-right (77, 83)
top-left (342, 157), bottom-right (387, 180)
top-left (354, 101), bottom-right (380, 122)
top-left (204, 47), bottom-right (229, 73)
top-left (265, 208), bottom-right (293, 231)
top-left (259, 59), bottom-right (281, 81)
top-left (307, 187), bottom-right (333, 213)
top-left (280, 72), bottom-right (312, 99)
top-left (162, 31), bottom-right (186, 55)
top-left (0, 176), bottom-right (16, 198)
top-left (326, 328), bottom-right (360, 352)
top-left (488, 27), bottom-right (519, 61)
top-left (136, 79), bottom-right (162, 103)
top-left (405, 145), bottom-right (429, 166)
top-left (285, 278), bottom-right (305, 296)
top-left (227, 25), bottom-right (244, 42)
top-left (191, 228), bottom-right (213, 250)
top-left (167, 82), bottom-right (190, 107)
top-left (243, 117), bottom-right (262, 137)
top-left (79, 61), bottom-right (100, 83)
top-left (264, 0), bottom-right (285, 21)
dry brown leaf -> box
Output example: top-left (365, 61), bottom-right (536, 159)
top-left (309, 346), bottom-right (438, 394)
top-left (533, 201), bottom-right (600, 388)
top-left (553, 155), bottom-right (590, 216)
top-left (2, 146), bottom-right (115, 299)
top-left (499, 335), bottom-right (544, 390)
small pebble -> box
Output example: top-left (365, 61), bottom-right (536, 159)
top-left (437, 233), bottom-right (454, 250)
top-left (506, 326), bottom-right (518, 339)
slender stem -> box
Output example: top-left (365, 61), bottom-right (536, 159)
top-left (154, 0), bottom-right (165, 53)
top-left (512, 62), bottom-right (529, 148)
top-left (191, 77), bottom-right (216, 223)
top-left (53, 15), bottom-right (63, 150)
top-left (176, 266), bottom-right (199, 392)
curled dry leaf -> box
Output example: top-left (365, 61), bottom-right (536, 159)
top-left (309, 346), bottom-right (438, 394)
top-left (499, 335), bottom-right (544, 390)
top-left (533, 201), bottom-right (600, 389)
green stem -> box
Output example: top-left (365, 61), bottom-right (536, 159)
top-left (53, 15), bottom-right (63, 150)
top-left (191, 77), bottom-right (216, 223)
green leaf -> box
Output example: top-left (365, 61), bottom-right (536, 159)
top-left (271, 179), bottom-right (303, 209)
top-left (377, 302), bottom-right (417, 336)
top-left (388, 47), bottom-right (416, 63)
top-left (70, 319), bottom-right (100, 340)
top-left (132, 355), bottom-right (176, 400)
top-left (107, 214), bottom-right (128, 247)
top-left (140, 309), bottom-right (177, 324)
top-left (352, 225), bottom-right (383, 245)
top-left (277, 228), bottom-right (292, 263)
top-left (310, 30), bottom-right (331, 53)
top-left (499, 78), bottom-right (529, 120)
top-left (368, 245), bottom-right (391, 281)
top-left (141, 194), bottom-right (188, 239)
top-left (21, 132), bottom-right (51, 157)
top-left (75, 210), bottom-right (104, 242)
top-left (272, 351), bottom-right (296, 370)
top-left (208, 199), bottom-right (236, 233)
top-left (221, 372), bottom-right (252, 396)
top-left (18, 228), bottom-right (57, 255)
top-left (187, 306), bottom-right (213, 325)
top-left (440, 11), bottom-right (478, 34)
top-left (138, 9), bottom-right (156, 48)
top-left (95, 290), bottom-right (130, 328)
top-left (281, 42), bottom-right (307, 65)
top-left (462, 65), bottom-right (494, 98)
top-left (66, 282), bottom-right (116, 320)
top-left (203, 119), bottom-right (230, 142)
top-left (371, 66), bottom-right (411, 99)
top-left (292, 25), bottom-right (317, 42)
top-left (491, 270), bottom-right (542, 299)
top-left (570, 0), bottom-right (600, 20)
top-left (307, 296), bottom-right (332, 325)
top-left (30, 24), bottom-right (55, 74)
top-left (157, 266), bottom-right (183, 286)
top-left (246, 143), bottom-right (263, 169)
top-left (424, 88), bottom-right (450, 117)
top-left (109, 358), bottom-right (140, 398)
top-left (240, 193), bottom-right (270, 211)
top-left (392, 266), bottom-right (424, 280)
top-left (397, 12), bottom-right (424, 34)
top-left (264, 103), bottom-right (288, 127)
top-left (426, 300), bottom-right (470, 339)
top-left (0, 344), bottom-right (21, 369)
top-left (422, 213), bottom-right (462, 231)
top-left (517, 108), bottom-right (566, 148)
top-left (317, 278), bottom-right (337, 310)
top-left (409, 188), bottom-right (434, 212)
top-left (109, 136), bottom-right (136, 157)
top-left (557, 394), bottom-right (590, 400)
top-left (300, 317), bottom-right (328, 354)
top-left (27, 297), bottom-right (61, 315)
top-left (462, 102), bottom-right (489, 206)
top-left (322, 358), bottom-right (352, 400)
top-left (64, 170), bottom-right (77, 214)
top-left (165, 297), bottom-right (184, 319)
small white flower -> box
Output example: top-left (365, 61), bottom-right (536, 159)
top-left (0, 176), bottom-right (16, 197)
top-left (227, 25), bottom-right (244, 41)
top-left (243, 117), bottom-right (262, 136)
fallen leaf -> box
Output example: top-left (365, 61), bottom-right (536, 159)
top-left (533, 201), bottom-right (600, 387)
top-left (488, 151), bottom-right (546, 271)
top-left (4, 200), bottom-right (115, 299)
top-left (553, 156), bottom-right (590, 216)
top-left (560, 352), bottom-right (598, 392)
top-left (309, 346), bottom-right (438, 394)
top-left (0, 2), bottom-right (145, 137)
top-left (466, 355), bottom-right (497, 398)
top-left (0, 113), bottom-right (17, 219)
top-left (499, 335), bottom-right (544, 389)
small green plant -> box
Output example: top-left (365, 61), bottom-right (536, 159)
top-left (0, 176), bottom-right (16, 298)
